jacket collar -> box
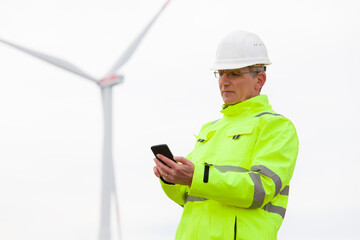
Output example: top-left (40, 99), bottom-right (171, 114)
top-left (220, 95), bottom-right (270, 117)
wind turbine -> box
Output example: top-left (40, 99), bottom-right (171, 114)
top-left (0, 0), bottom-right (171, 239)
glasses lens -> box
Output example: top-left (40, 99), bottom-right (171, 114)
top-left (215, 70), bottom-right (253, 79)
top-left (214, 71), bottom-right (223, 78)
top-left (218, 70), bottom-right (225, 78)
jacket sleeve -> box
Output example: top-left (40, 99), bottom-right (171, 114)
top-left (159, 121), bottom-right (215, 206)
top-left (160, 180), bottom-right (188, 206)
top-left (187, 117), bottom-right (299, 208)
top-left (159, 151), bottom-right (192, 206)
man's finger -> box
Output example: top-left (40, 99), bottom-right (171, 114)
top-left (156, 154), bottom-right (177, 168)
top-left (154, 158), bottom-right (171, 176)
top-left (173, 156), bottom-right (192, 165)
top-left (153, 166), bottom-right (161, 178)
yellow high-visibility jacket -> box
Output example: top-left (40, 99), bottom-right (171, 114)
top-left (160, 95), bottom-right (299, 240)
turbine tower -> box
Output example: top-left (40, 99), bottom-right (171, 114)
top-left (0, 1), bottom-right (171, 239)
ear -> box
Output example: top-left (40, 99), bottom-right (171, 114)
top-left (255, 72), bottom-right (266, 91)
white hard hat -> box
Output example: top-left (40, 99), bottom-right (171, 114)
top-left (210, 30), bottom-right (271, 70)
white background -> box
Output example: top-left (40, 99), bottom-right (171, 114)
top-left (0, 0), bottom-right (359, 239)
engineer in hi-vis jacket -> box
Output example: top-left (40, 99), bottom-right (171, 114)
top-left (153, 30), bottom-right (299, 240)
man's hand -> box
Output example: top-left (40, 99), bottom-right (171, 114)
top-left (153, 154), bottom-right (194, 186)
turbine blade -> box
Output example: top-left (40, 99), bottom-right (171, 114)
top-left (0, 39), bottom-right (98, 83)
top-left (105, 0), bottom-right (171, 77)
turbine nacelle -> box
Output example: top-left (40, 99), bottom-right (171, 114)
top-left (98, 75), bottom-right (124, 88)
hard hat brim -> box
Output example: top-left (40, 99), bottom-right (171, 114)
top-left (209, 58), bottom-right (271, 70)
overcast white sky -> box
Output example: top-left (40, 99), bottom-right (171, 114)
top-left (0, 0), bottom-right (359, 239)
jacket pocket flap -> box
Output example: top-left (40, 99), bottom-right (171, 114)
top-left (196, 130), bottom-right (216, 141)
top-left (227, 125), bottom-right (255, 136)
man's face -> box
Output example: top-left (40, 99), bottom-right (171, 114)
top-left (218, 67), bottom-right (265, 105)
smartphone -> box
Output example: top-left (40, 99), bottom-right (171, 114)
top-left (151, 144), bottom-right (176, 185)
top-left (151, 144), bottom-right (176, 166)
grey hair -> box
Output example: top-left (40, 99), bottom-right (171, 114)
top-left (248, 65), bottom-right (267, 78)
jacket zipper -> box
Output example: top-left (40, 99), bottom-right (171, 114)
top-left (203, 163), bottom-right (213, 183)
top-left (234, 216), bottom-right (237, 240)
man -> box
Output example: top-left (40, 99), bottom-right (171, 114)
top-left (153, 30), bottom-right (299, 240)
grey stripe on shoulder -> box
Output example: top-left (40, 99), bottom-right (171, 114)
top-left (255, 112), bottom-right (282, 117)
top-left (210, 118), bottom-right (221, 125)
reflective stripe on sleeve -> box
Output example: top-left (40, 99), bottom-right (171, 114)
top-left (248, 172), bottom-right (265, 208)
top-left (262, 202), bottom-right (286, 219)
top-left (195, 164), bottom-right (283, 208)
top-left (184, 195), bottom-right (208, 204)
top-left (280, 185), bottom-right (289, 196)
top-left (251, 165), bottom-right (282, 196)
top-left (214, 165), bottom-right (248, 173)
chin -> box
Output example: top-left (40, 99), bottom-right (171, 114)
top-left (222, 94), bottom-right (242, 105)
top-left (223, 98), bottom-right (243, 105)
top-left (224, 100), bottom-right (238, 105)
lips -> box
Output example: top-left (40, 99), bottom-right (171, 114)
top-left (222, 90), bottom-right (234, 94)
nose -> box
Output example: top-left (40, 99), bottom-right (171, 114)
top-left (219, 73), bottom-right (230, 86)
